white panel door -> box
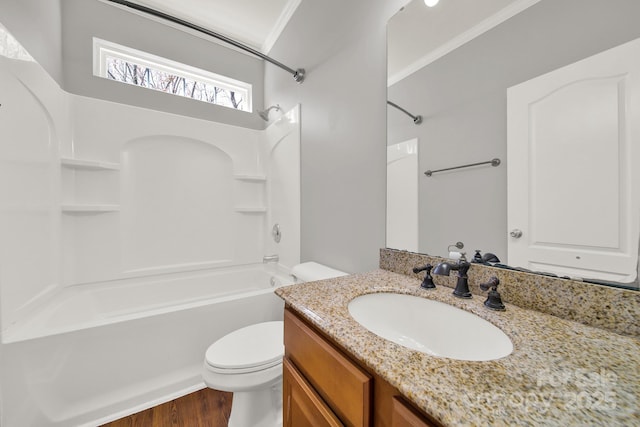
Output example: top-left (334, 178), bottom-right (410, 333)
top-left (507, 38), bottom-right (640, 282)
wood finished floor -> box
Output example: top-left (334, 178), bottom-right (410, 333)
top-left (100, 389), bottom-right (232, 427)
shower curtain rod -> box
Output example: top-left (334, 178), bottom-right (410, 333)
top-left (104, 0), bottom-right (305, 83)
top-left (387, 101), bottom-right (422, 124)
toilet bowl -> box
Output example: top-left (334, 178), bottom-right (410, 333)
top-left (202, 262), bottom-right (347, 427)
top-left (203, 321), bottom-right (284, 427)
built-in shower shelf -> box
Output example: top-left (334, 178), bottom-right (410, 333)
top-left (234, 175), bottom-right (267, 182)
top-left (235, 207), bottom-right (267, 213)
top-left (61, 204), bottom-right (120, 213)
top-left (61, 157), bottom-right (120, 170)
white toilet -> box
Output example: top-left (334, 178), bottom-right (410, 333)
top-left (203, 321), bottom-right (284, 427)
top-left (202, 262), bottom-right (347, 427)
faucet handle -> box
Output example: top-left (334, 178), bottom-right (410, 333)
top-left (479, 276), bottom-right (499, 291)
top-left (412, 264), bottom-right (436, 289)
top-left (480, 276), bottom-right (505, 311)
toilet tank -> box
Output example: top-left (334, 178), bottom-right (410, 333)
top-left (290, 262), bottom-right (348, 283)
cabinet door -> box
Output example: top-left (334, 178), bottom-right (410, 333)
top-left (391, 397), bottom-right (436, 427)
top-left (283, 357), bottom-right (344, 427)
top-left (284, 308), bottom-right (371, 426)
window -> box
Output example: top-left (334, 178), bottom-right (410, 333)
top-left (93, 38), bottom-right (252, 112)
top-left (0, 23), bottom-right (33, 61)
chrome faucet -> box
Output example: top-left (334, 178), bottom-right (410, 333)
top-left (263, 254), bottom-right (279, 263)
top-left (432, 253), bottom-right (472, 298)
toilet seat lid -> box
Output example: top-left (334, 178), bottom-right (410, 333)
top-left (205, 321), bottom-right (284, 372)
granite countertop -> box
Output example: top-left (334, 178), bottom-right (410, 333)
top-left (275, 269), bottom-right (640, 427)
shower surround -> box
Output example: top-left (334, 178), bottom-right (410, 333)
top-left (0, 55), bottom-right (300, 426)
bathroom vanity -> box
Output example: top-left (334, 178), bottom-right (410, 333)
top-left (283, 307), bottom-right (439, 426)
top-left (276, 250), bottom-right (640, 426)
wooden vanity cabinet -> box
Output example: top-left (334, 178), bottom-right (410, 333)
top-left (283, 307), bottom-right (441, 427)
top-left (284, 308), bottom-right (371, 426)
top-left (283, 357), bottom-right (343, 426)
top-left (391, 396), bottom-right (434, 427)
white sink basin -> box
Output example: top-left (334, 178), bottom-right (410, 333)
top-left (348, 293), bottom-right (513, 361)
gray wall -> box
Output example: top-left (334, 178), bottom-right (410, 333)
top-left (264, 0), bottom-right (407, 273)
top-left (2, 0), bottom-right (266, 129)
top-left (0, 0), bottom-right (63, 82)
top-left (61, 0), bottom-right (265, 129)
top-left (388, 0), bottom-right (640, 260)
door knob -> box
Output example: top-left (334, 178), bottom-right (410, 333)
top-left (510, 229), bottom-right (523, 238)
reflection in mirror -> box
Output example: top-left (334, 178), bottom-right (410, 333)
top-left (387, 0), bottom-right (640, 289)
top-left (387, 139), bottom-right (418, 252)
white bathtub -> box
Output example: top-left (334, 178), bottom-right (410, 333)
top-left (0, 264), bottom-right (294, 427)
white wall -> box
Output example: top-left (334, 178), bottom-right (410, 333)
top-left (264, 105), bottom-right (302, 271)
top-left (62, 96), bottom-right (269, 285)
top-left (0, 53), bottom-right (301, 332)
top-left (264, 0), bottom-right (407, 273)
top-left (0, 57), bottom-right (64, 332)
top-left (0, 53), bottom-right (302, 425)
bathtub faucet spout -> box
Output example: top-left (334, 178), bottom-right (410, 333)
top-left (263, 254), bottom-right (279, 264)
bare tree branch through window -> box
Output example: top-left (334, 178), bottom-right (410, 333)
top-left (103, 55), bottom-right (248, 111)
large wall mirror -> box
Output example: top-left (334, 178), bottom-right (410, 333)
top-left (386, 0), bottom-right (640, 289)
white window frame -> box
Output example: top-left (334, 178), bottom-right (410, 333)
top-left (92, 37), bottom-right (252, 112)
